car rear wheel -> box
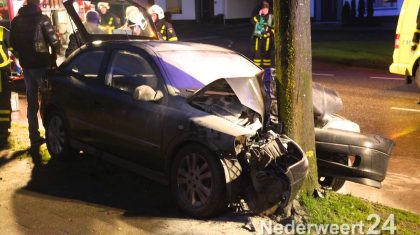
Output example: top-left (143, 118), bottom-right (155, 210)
top-left (171, 144), bottom-right (227, 218)
top-left (46, 111), bottom-right (73, 159)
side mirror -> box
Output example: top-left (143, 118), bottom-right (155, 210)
top-left (133, 85), bottom-right (163, 102)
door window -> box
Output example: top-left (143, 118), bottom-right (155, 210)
top-left (106, 50), bottom-right (159, 94)
top-left (65, 50), bottom-right (105, 79)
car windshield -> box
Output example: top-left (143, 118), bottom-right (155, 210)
top-left (69, 0), bottom-right (155, 38)
top-left (157, 51), bottom-right (261, 91)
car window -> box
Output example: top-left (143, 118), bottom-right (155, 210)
top-left (66, 50), bottom-right (105, 78)
top-left (106, 50), bottom-right (158, 94)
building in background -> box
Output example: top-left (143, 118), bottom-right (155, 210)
top-left (151, 0), bottom-right (403, 23)
top-left (312, 0), bottom-right (403, 22)
top-left (153, 0), bottom-right (259, 23)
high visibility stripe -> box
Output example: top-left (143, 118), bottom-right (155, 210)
top-left (253, 59), bottom-right (262, 62)
top-left (0, 110), bottom-right (10, 114)
top-left (168, 37), bottom-right (178, 41)
top-left (0, 117), bottom-right (10, 122)
top-left (253, 16), bottom-right (258, 23)
top-left (255, 38), bottom-right (259, 51)
top-left (266, 38), bottom-right (270, 51)
top-left (163, 36), bottom-right (167, 40)
top-left (0, 27), bottom-right (9, 69)
top-left (161, 24), bottom-right (166, 35)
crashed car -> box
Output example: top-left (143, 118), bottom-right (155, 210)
top-left (41, 1), bottom-right (309, 217)
top-left (266, 70), bottom-right (395, 192)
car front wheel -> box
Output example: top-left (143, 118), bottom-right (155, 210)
top-left (46, 111), bottom-right (73, 159)
top-left (171, 144), bottom-right (227, 218)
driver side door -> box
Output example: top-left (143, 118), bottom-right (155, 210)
top-left (93, 48), bottom-right (167, 170)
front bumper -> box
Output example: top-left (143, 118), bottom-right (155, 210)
top-left (389, 62), bottom-right (409, 76)
top-left (315, 128), bottom-right (394, 188)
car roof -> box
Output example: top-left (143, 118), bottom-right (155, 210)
top-left (95, 40), bottom-right (235, 53)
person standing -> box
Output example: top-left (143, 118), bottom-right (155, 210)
top-left (148, 5), bottom-right (178, 41)
top-left (0, 26), bottom-right (11, 146)
top-left (10, 0), bottom-right (60, 147)
top-left (251, 1), bottom-right (274, 68)
top-left (66, 10), bottom-right (103, 57)
top-left (97, 2), bottom-right (120, 34)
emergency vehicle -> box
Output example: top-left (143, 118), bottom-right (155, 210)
top-left (389, 0), bottom-right (420, 88)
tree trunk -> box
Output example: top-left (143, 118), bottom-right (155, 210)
top-left (273, 0), bottom-right (318, 194)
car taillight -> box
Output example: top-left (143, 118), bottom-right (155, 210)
top-left (395, 34), bottom-right (400, 49)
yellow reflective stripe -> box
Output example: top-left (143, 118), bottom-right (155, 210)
top-left (108, 17), bottom-right (113, 25)
top-left (0, 117), bottom-right (10, 122)
top-left (0, 27), bottom-right (8, 69)
top-left (253, 16), bottom-right (258, 23)
top-left (168, 37), bottom-right (178, 41)
top-left (255, 38), bottom-right (259, 51)
top-left (163, 36), bottom-right (167, 40)
top-left (160, 24), bottom-right (166, 34)
top-left (266, 38), bottom-right (270, 51)
top-left (0, 110), bottom-right (10, 114)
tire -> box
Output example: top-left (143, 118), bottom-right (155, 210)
top-left (171, 144), bottom-right (227, 218)
top-left (415, 65), bottom-right (420, 89)
top-left (45, 111), bottom-right (74, 159)
top-left (318, 154), bottom-right (347, 191)
top-left (319, 176), bottom-right (346, 192)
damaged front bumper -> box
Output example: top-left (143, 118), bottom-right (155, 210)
top-left (316, 128), bottom-right (394, 188)
top-left (222, 133), bottom-right (309, 215)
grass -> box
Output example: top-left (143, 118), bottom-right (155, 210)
top-left (301, 192), bottom-right (420, 235)
top-left (4, 122), bottom-right (50, 162)
top-left (312, 41), bottom-right (394, 69)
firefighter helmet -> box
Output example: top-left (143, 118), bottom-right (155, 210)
top-left (148, 5), bottom-right (165, 20)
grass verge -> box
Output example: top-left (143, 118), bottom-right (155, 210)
top-left (312, 41), bottom-right (394, 69)
top-left (4, 122), bottom-right (50, 162)
top-left (301, 192), bottom-right (420, 235)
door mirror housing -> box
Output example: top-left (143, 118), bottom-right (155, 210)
top-left (133, 85), bottom-right (163, 102)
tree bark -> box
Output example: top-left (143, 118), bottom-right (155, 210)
top-left (273, 0), bottom-right (318, 194)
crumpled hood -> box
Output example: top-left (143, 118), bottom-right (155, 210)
top-left (189, 77), bottom-right (265, 119)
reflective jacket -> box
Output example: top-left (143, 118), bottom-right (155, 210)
top-left (156, 19), bottom-right (178, 41)
top-left (0, 27), bottom-right (10, 69)
top-left (10, 3), bottom-right (60, 68)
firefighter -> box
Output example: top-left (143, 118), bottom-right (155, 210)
top-left (251, 1), bottom-right (274, 68)
top-left (0, 26), bottom-right (11, 146)
top-left (97, 2), bottom-right (120, 34)
top-left (148, 5), bottom-right (178, 41)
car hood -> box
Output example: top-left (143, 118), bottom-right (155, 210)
top-left (189, 77), bottom-right (265, 119)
